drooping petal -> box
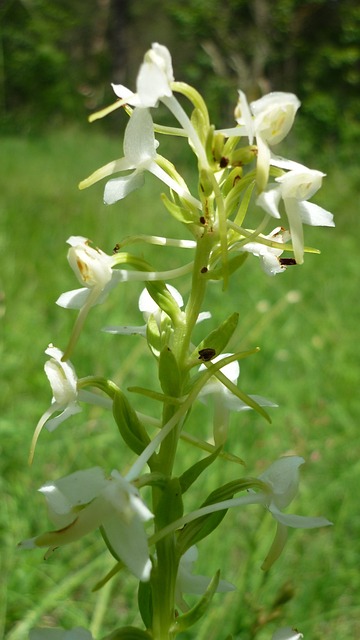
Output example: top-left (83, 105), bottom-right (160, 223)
top-left (45, 402), bottom-right (82, 433)
top-left (297, 201), bottom-right (335, 227)
top-left (261, 521), bottom-right (288, 571)
top-left (256, 186), bottom-right (282, 219)
top-left (283, 198), bottom-right (305, 264)
top-left (271, 508), bottom-right (333, 530)
top-left (272, 626), bottom-right (303, 640)
top-left (224, 394), bottom-right (278, 412)
top-left (102, 514), bottom-right (152, 581)
top-left (56, 288), bottom-right (90, 309)
top-left (104, 170), bottom-right (145, 204)
top-left (123, 108), bottom-right (157, 165)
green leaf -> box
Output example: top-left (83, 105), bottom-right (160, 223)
top-left (170, 571), bottom-right (221, 633)
top-left (145, 281), bottom-right (183, 325)
top-left (179, 447), bottom-right (222, 494)
top-left (101, 626), bottom-right (152, 640)
top-left (138, 580), bottom-right (153, 629)
top-left (112, 389), bottom-right (151, 455)
top-left (92, 561), bottom-right (124, 592)
top-left (206, 253), bottom-right (248, 280)
top-left (188, 312), bottom-right (239, 367)
top-left (161, 192), bottom-right (197, 224)
top-left (159, 345), bottom-right (181, 397)
top-left (146, 312), bottom-right (162, 358)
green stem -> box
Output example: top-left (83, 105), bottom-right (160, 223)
top-left (177, 229), bottom-right (215, 367)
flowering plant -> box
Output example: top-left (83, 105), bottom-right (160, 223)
top-left (22, 43), bottom-right (333, 639)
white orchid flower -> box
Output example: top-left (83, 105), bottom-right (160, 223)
top-left (175, 545), bottom-right (236, 612)
top-left (40, 344), bottom-right (81, 431)
top-left (29, 627), bottom-right (93, 640)
top-left (272, 627), bottom-right (303, 640)
top-left (199, 354), bottom-right (277, 445)
top-left (256, 168), bottom-right (335, 264)
top-left (19, 467), bottom-right (154, 582)
top-left (236, 91), bottom-right (301, 192)
top-left (235, 227), bottom-right (292, 276)
top-left (56, 236), bottom-right (125, 359)
top-left (29, 345), bottom-right (113, 463)
top-left (79, 107), bottom-right (199, 208)
top-left (112, 42), bottom-right (174, 109)
top-left (56, 236), bottom-right (120, 311)
top-left (258, 457), bottom-right (332, 570)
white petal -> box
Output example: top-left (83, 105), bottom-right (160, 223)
top-left (224, 393), bottom-right (278, 412)
top-left (139, 285), bottom-right (183, 315)
top-left (251, 92), bottom-right (300, 145)
top-left (123, 108), bottom-right (157, 164)
top-left (147, 43), bottom-right (174, 83)
top-left (255, 134), bottom-right (271, 192)
top-left (272, 509), bottom-right (333, 529)
top-left (256, 185), bottom-right (282, 219)
top-left (56, 288), bottom-right (90, 309)
top-left (235, 90), bottom-right (255, 144)
top-left (277, 169), bottom-right (325, 200)
top-left (104, 171), bottom-right (145, 204)
top-left (270, 154), bottom-right (308, 171)
top-left (283, 198), bottom-right (304, 264)
top-left (272, 627), bottom-right (303, 640)
top-left (45, 403), bottom-right (82, 432)
top-left (260, 456), bottom-right (304, 509)
top-left (102, 324), bottom-right (147, 336)
top-left (44, 359), bottom-right (77, 404)
top-left (102, 515), bottom-right (152, 581)
top-left (66, 236), bottom-right (88, 247)
top-left (111, 83), bottom-right (138, 103)
top-left (297, 201), bottom-right (335, 227)
top-left (40, 467), bottom-right (108, 513)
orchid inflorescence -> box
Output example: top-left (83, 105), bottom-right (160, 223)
top-left (22, 43), bottom-right (333, 639)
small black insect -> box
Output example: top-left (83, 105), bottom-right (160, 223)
top-left (198, 347), bottom-right (216, 361)
top-left (113, 243), bottom-right (121, 254)
top-left (280, 258), bottom-right (297, 266)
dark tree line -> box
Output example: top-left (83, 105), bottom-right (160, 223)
top-left (1, 0), bottom-right (359, 147)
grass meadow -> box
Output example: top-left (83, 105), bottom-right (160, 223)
top-left (1, 125), bottom-right (359, 640)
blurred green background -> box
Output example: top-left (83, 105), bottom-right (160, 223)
top-left (1, 1), bottom-right (360, 639)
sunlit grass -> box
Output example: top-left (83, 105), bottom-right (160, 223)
top-left (1, 128), bottom-right (359, 639)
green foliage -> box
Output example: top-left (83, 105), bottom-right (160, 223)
top-left (0, 0), bottom-right (111, 131)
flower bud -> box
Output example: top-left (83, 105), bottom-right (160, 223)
top-left (67, 236), bottom-right (113, 289)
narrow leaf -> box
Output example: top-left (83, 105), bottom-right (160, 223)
top-left (170, 571), bottom-right (221, 633)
